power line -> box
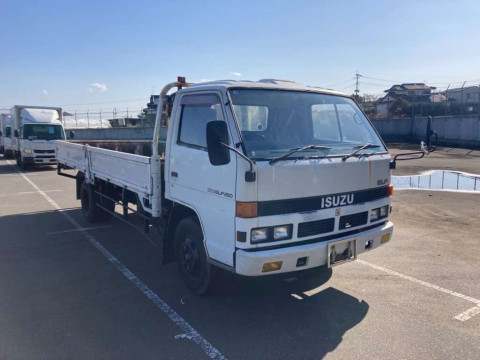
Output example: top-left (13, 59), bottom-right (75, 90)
top-left (323, 78), bottom-right (355, 88)
top-left (60, 98), bottom-right (147, 107)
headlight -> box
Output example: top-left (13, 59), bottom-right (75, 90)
top-left (273, 225), bottom-right (292, 240)
top-left (379, 205), bottom-right (389, 218)
top-left (24, 148), bottom-right (32, 154)
top-left (251, 224), bottom-right (293, 244)
top-left (371, 205), bottom-right (389, 221)
top-left (251, 228), bottom-right (269, 243)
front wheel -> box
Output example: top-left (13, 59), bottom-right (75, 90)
top-left (174, 216), bottom-right (214, 295)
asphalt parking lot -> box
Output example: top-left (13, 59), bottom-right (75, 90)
top-left (0, 145), bottom-right (479, 360)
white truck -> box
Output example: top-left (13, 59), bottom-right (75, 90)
top-left (11, 106), bottom-right (65, 169)
top-left (0, 114), bottom-right (14, 158)
top-left (56, 77), bottom-right (436, 294)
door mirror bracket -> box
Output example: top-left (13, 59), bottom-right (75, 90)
top-left (390, 116), bottom-right (438, 169)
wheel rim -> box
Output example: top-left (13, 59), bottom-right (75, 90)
top-left (179, 237), bottom-right (201, 279)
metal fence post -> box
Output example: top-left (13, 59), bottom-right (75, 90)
top-left (478, 84), bottom-right (480, 118)
top-left (445, 84), bottom-right (450, 117)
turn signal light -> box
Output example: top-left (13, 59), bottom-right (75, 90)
top-left (387, 184), bottom-right (394, 197)
top-left (262, 261), bottom-right (283, 273)
top-left (236, 202), bottom-right (258, 218)
top-left (381, 233), bottom-right (391, 243)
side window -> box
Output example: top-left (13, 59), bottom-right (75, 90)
top-left (178, 94), bottom-right (223, 149)
top-left (6, 127), bottom-right (11, 137)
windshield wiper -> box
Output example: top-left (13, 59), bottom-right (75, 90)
top-left (342, 143), bottom-right (380, 161)
top-left (269, 145), bottom-right (332, 165)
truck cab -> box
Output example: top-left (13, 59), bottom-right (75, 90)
top-left (0, 114), bottom-right (13, 158)
top-left (11, 106), bottom-right (65, 168)
top-left (164, 80), bottom-right (393, 280)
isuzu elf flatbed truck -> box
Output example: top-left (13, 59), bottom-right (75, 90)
top-left (56, 77), bottom-right (436, 294)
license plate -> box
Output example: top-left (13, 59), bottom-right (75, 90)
top-left (327, 238), bottom-right (357, 267)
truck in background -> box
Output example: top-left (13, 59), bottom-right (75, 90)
top-left (56, 77), bottom-right (436, 295)
top-left (0, 114), bottom-right (14, 158)
top-left (11, 106), bottom-right (65, 169)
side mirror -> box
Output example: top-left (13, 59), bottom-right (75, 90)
top-left (69, 130), bottom-right (75, 139)
top-left (206, 121), bottom-right (230, 166)
top-left (0, 130), bottom-right (3, 136)
top-left (14, 130), bottom-right (19, 138)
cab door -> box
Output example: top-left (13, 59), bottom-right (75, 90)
top-left (167, 92), bottom-right (237, 267)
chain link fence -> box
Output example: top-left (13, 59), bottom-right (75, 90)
top-left (63, 108), bottom-right (154, 129)
top-left (359, 85), bottom-right (480, 121)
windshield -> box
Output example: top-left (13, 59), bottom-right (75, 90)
top-left (23, 124), bottom-right (65, 140)
top-left (229, 89), bottom-right (386, 160)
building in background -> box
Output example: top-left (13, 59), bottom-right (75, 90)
top-left (374, 83), bottom-right (437, 119)
top-left (384, 83), bottom-right (435, 100)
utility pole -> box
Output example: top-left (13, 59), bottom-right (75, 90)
top-left (355, 72), bottom-right (362, 98)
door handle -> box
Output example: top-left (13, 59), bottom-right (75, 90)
top-left (171, 171), bottom-right (178, 178)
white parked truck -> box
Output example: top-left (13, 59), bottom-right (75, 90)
top-left (11, 106), bottom-right (65, 168)
top-left (56, 77), bottom-right (436, 294)
top-left (0, 114), bottom-right (14, 158)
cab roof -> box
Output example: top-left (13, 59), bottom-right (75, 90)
top-left (182, 79), bottom-right (347, 97)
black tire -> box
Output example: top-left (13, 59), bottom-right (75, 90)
top-left (80, 182), bottom-right (111, 223)
top-left (20, 156), bottom-right (29, 171)
top-left (174, 216), bottom-right (214, 295)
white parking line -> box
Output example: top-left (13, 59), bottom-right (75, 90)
top-left (47, 225), bottom-right (112, 235)
top-left (357, 259), bottom-right (480, 322)
top-left (18, 190), bottom-right (62, 195)
top-left (454, 305), bottom-right (480, 322)
top-left (6, 160), bottom-right (226, 360)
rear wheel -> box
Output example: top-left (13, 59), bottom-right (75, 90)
top-left (174, 216), bottom-right (214, 295)
top-left (80, 182), bottom-right (112, 223)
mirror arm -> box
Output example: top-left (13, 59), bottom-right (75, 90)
top-left (390, 151), bottom-right (426, 169)
top-left (220, 143), bottom-right (256, 182)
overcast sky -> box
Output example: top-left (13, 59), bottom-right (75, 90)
top-left (1, 0), bottom-right (479, 112)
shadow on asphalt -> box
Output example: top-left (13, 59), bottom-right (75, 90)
top-left (0, 158), bottom-right (56, 175)
top-left (0, 196), bottom-right (369, 360)
top-left (185, 268), bottom-right (369, 359)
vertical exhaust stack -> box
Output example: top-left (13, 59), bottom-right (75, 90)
top-left (151, 77), bottom-right (192, 217)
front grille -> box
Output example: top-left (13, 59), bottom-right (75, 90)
top-left (339, 211), bottom-right (368, 230)
top-left (34, 155), bottom-right (56, 159)
top-left (258, 186), bottom-right (389, 217)
top-left (298, 218), bottom-right (335, 238)
top-left (34, 149), bottom-right (55, 154)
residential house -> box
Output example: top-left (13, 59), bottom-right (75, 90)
top-left (442, 86), bottom-right (479, 104)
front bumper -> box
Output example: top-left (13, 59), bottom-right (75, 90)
top-left (23, 156), bottom-right (57, 165)
top-left (235, 221), bottom-right (393, 276)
